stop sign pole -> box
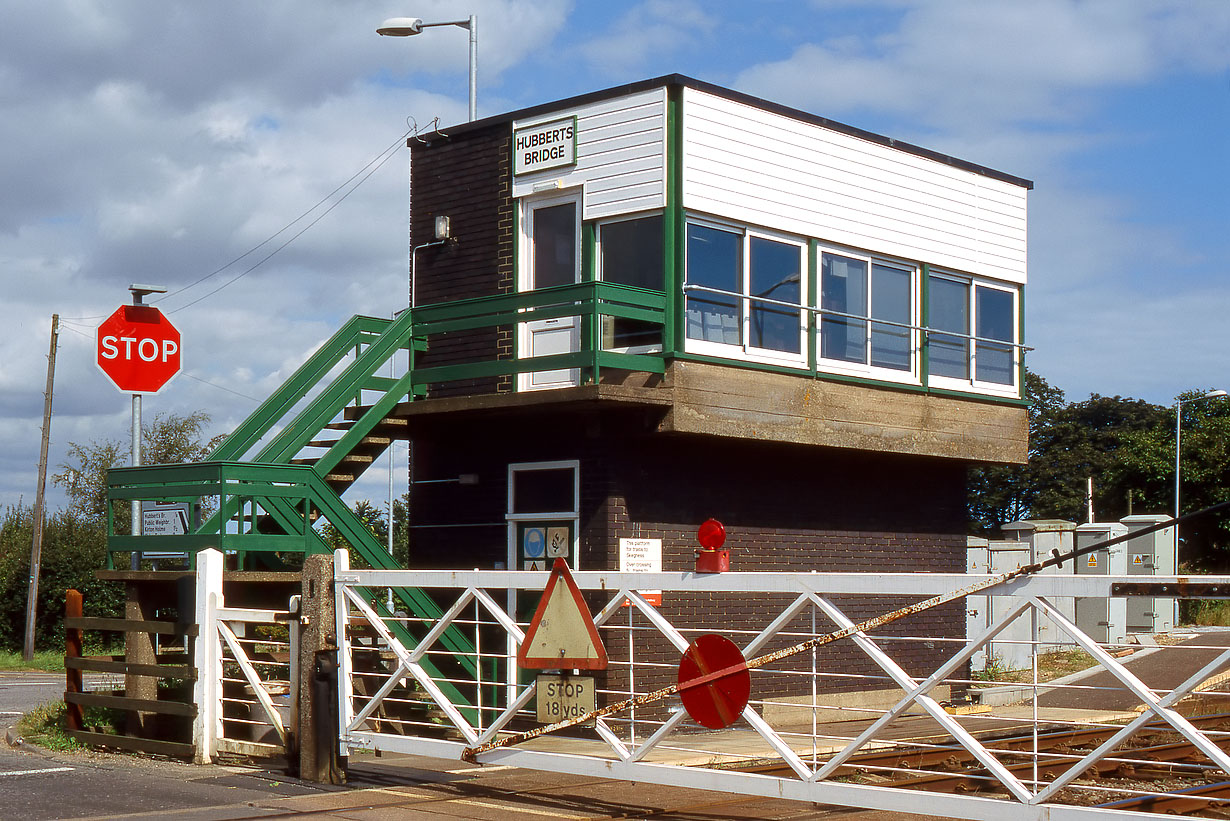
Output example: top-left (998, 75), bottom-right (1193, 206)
top-left (95, 284), bottom-right (179, 568)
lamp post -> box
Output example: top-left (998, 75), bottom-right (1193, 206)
top-left (1175, 389), bottom-right (1228, 547)
top-left (377, 14), bottom-right (477, 122)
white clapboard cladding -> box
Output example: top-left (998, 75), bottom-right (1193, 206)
top-left (680, 88), bottom-right (1028, 285)
top-left (513, 88), bottom-right (667, 220)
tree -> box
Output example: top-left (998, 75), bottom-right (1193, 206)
top-left (1112, 390), bottom-right (1230, 570)
top-left (967, 370), bottom-right (1065, 532)
top-left (52, 411), bottom-right (225, 525)
top-left (319, 499), bottom-right (388, 552)
top-left (967, 373), bottom-right (1171, 533)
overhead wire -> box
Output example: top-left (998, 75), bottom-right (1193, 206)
top-left (57, 124), bottom-right (416, 322)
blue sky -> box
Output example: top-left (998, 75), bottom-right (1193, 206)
top-left (2, 0), bottom-right (1229, 513)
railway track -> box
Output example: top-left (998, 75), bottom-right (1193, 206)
top-left (738, 712), bottom-right (1230, 815)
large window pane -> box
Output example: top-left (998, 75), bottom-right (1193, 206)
top-left (975, 285), bottom-right (1014, 385)
top-left (512, 468), bottom-right (575, 514)
top-left (749, 236), bottom-right (802, 353)
top-left (601, 216), bottom-right (664, 348)
top-left (928, 276), bottom-right (969, 378)
top-left (532, 203), bottom-right (576, 289)
top-left (686, 224), bottom-right (741, 346)
top-left (821, 254), bottom-right (867, 363)
top-left (870, 263), bottom-right (911, 370)
top-left (601, 216), bottom-right (663, 290)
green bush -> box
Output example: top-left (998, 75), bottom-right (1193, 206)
top-left (0, 504), bottom-right (122, 653)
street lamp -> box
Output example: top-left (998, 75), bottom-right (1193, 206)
top-left (377, 14), bottom-right (478, 122)
top-left (1175, 389), bottom-right (1228, 544)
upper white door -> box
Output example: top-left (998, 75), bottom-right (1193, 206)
top-left (520, 192), bottom-right (582, 390)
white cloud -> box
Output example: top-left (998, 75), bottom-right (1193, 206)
top-left (578, 0), bottom-right (718, 75)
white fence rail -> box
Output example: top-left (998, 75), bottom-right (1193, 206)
top-left (193, 549), bottom-right (297, 763)
top-left (333, 549), bottom-right (1230, 820)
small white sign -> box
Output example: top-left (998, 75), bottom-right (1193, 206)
top-left (620, 538), bottom-right (662, 606)
top-left (142, 501), bottom-right (190, 535)
top-left (513, 117), bottom-right (577, 176)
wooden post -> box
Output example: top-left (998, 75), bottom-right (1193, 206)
top-left (24, 314), bottom-right (58, 661)
top-left (65, 589), bottom-right (83, 732)
top-left (297, 553), bottom-right (339, 782)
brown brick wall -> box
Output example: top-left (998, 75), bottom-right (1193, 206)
top-left (410, 126), bottom-right (513, 397)
top-left (407, 411), bottom-right (967, 703)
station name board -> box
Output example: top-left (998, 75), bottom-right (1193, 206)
top-left (513, 117), bottom-right (577, 176)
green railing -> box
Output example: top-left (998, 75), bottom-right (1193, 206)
top-left (406, 280), bottom-right (668, 389)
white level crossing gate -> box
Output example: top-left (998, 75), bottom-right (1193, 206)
top-left (333, 549), bottom-right (1230, 820)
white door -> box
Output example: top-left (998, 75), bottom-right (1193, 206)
top-left (521, 194), bottom-right (581, 391)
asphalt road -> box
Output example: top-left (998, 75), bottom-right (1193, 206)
top-left (0, 671), bottom-right (943, 820)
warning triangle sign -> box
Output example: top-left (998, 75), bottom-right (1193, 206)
top-left (517, 558), bottom-right (609, 670)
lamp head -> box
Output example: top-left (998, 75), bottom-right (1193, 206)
top-left (1207, 390), bottom-right (1229, 399)
top-left (377, 17), bottom-right (424, 36)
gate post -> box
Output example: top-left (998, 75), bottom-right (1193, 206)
top-left (297, 552), bottom-right (343, 783)
top-left (192, 548), bottom-right (223, 764)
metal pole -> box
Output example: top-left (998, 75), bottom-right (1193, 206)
top-left (1175, 397), bottom-right (1183, 521)
top-left (131, 392), bottom-right (141, 569)
top-left (23, 314), bottom-right (58, 661)
top-left (467, 14), bottom-right (477, 122)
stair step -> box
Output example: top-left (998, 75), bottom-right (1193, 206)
top-left (306, 439), bottom-right (341, 449)
top-left (324, 421), bottom-right (354, 431)
top-left (289, 458), bottom-right (316, 465)
top-left (340, 454), bottom-right (375, 465)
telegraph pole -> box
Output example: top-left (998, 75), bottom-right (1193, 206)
top-left (24, 314), bottom-right (59, 661)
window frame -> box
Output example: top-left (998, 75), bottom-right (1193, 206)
top-left (683, 216), bottom-right (808, 367)
top-left (926, 270), bottom-right (1020, 396)
top-left (519, 189), bottom-right (582, 294)
top-left (506, 459), bottom-right (580, 570)
top-left (816, 244), bottom-right (920, 385)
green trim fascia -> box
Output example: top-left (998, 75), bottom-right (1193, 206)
top-left (920, 263), bottom-right (930, 390)
top-left (807, 240), bottom-right (818, 372)
top-left (672, 352), bottom-right (1028, 407)
top-left (582, 222), bottom-right (596, 282)
top-left (663, 85), bottom-right (685, 356)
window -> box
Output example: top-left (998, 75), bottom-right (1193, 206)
top-left (819, 252), bottom-right (913, 373)
top-left (507, 460), bottom-right (579, 571)
top-left (530, 202), bottom-right (578, 289)
top-left (685, 221), bottom-right (805, 360)
top-left (599, 215), bottom-right (664, 349)
top-left (685, 223), bottom-right (742, 346)
top-left (749, 236), bottom-right (803, 354)
top-left (927, 272), bottom-right (1018, 388)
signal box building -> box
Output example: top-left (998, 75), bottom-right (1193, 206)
top-left (396, 75), bottom-right (1029, 695)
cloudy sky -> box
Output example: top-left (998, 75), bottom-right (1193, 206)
top-left (3, 0), bottom-right (1229, 514)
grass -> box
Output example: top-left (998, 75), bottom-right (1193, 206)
top-left (972, 648), bottom-right (1098, 686)
top-left (1181, 599), bottom-right (1230, 627)
top-left (15, 702), bottom-right (81, 752)
top-left (0, 650), bottom-right (64, 673)
top-left (15, 701), bottom-right (126, 753)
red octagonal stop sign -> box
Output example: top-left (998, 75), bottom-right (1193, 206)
top-left (96, 305), bottom-right (182, 394)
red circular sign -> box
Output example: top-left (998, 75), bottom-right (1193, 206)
top-left (697, 518), bottom-right (726, 550)
top-left (96, 305), bottom-right (182, 394)
top-left (677, 633), bottom-right (750, 729)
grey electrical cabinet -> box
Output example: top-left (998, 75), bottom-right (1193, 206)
top-left (1074, 522), bottom-right (1128, 645)
top-left (1120, 514), bottom-right (1177, 633)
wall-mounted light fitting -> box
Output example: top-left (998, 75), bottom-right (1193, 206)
top-left (434, 215), bottom-right (451, 240)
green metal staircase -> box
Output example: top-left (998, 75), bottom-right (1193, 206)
top-left (106, 283), bottom-right (671, 718)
